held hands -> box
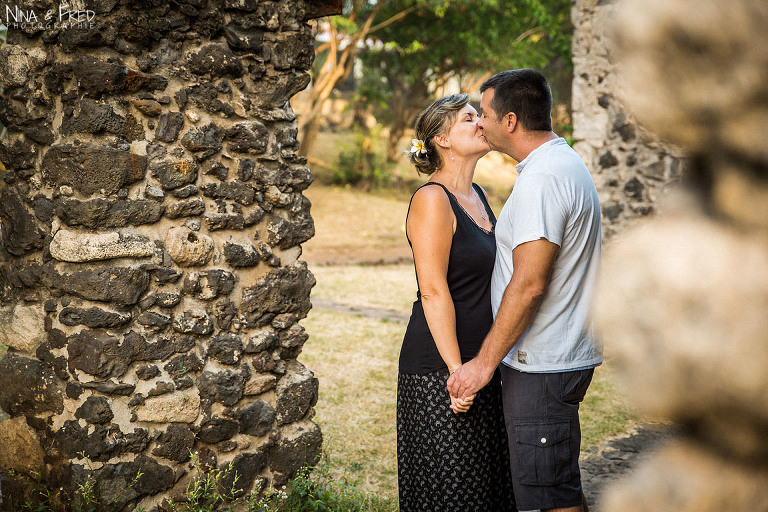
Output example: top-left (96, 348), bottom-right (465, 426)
top-left (450, 392), bottom-right (476, 414)
top-left (447, 357), bottom-right (495, 407)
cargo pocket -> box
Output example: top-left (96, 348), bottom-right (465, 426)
top-left (514, 420), bottom-right (572, 486)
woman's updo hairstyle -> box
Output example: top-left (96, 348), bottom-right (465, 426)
top-left (409, 93), bottom-right (470, 175)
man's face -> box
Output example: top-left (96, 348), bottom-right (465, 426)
top-left (478, 88), bottom-right (506, 151)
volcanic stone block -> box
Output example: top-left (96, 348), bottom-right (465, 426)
top-left (72, 55), bottom-right (168, 97)
top-left (80, 380), bottom-right (136, 396)
top-left (172, 310), bottom-right (214, 335)
top-left (165, 227), bottom-right (214, 267)
top-left (223, 23), bottom-right (264, 51)
top-left (0, 353), bottom-right (63, 416)
top-left (42, 144), bottom-right (147, 196)
top-left (164, 353), bottom-right (204, 380)
top-left (208, 332), bottom-right (244, 365)
top-left (55, 198), bottom-right (164, 228)
top-left (76, 455), bottom-right (174, 509)
top-left (220, 452), bottom-right (268, 494)
top-left (0, 303), bottom-right (47, 352)
top-left (245, 330), bottom-right (278, 353)
top-left (56, 421), bottom-right (125, 461)
top-left (152, 425), bottom-right (195, 462)
top-left (268, 421), bottom-right (322, 486)
top-left (266, 215), bottom-right (314, 249)
top-left (57, 267), bottom-right (151, 306)
top-left (0, 189), bottom-right (45, 256)
top-left (236, 400), bottom-right (274, 437)
top-left (136, 365), bottom-right (160, 380)
top-left (198, 417), bottom-right (239, 443)
top-left (181, 269), bottom-right (236, 299)
top-left (182, 82), bottom-right (236, 117)
top-left (155, 112), bottom-right (185, 142)
top-left (252, 70), bottom-right (311, 108)
top-left (269, 29), bottom-right (314, 71)
top-left (200, 180), bottom-right (257, 205)
top-left (186, 42), bottom-right (244, 77)
top-left (204, 212), bottom-right (245, 231)
top-left (60, 99), bottom-right (142, 140)
top-left (147, 381), bottom-right (176, 397)
top-left (59, 306), bottom-right (132, 328)
top-left (150, 159), bottom-right (198, 190)
top-left (279, 324), bottom-right (309, 359)
top-left (137, 311), bottom-right (172, 330)
top-left (49, 230), bottom-right (155, 262)
top-left (67, 331), bottom-right (125, 378)
top-left (75, 396), bottom-right (114, 424)
top-left (225, 121), bottom-right (269, 154)
top-left (180, 123), bottom-right (223, 160)
top-left (0, 139), bottom-right (37, 170)
top-left (166, 198), bottom-right (206, 219)
top-left (241, 264), bottom-right (315, 326)
top-left (275, 364), bottom-right (318, 425)
top-left (223, 241), bottom-right (260, 268)
top-left (135, 392), bottom-right (201, 423)
top-left (198, 369), bottom-right (245, 406)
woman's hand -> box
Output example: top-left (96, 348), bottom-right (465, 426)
top-left (450, 393), bottom-right (476, 414)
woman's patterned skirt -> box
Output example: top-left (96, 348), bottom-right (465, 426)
top-left (397, 369), bottom-right (516, 511)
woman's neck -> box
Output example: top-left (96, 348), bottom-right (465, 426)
top-left (430, 155), bottom-right (480, 196)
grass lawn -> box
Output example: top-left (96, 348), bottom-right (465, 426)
top-left (300, 263), bottom-right (638, 507)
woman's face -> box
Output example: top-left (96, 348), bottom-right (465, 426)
top-left (444, 104), bottom-right (490, 158)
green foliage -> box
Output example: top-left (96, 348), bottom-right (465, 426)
top-left (165, 453), bottom-right (253, 512)
top-left (269, 464), bottom-right (394, 512)
top-left (330, 132), bottom-right (398, 189)
top-left (355, 0), bottom-right (574, 157)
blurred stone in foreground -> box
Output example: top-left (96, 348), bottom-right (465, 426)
top-left (591, 0), bottom-right (768, 509)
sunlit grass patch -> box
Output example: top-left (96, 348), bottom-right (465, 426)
top-left (580, 360), bottom-right (638, 452)
top-left (301, 309), bottom-right (401, 504)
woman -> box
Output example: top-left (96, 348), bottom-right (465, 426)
top-left (397, 94), bottom-right (515, 511)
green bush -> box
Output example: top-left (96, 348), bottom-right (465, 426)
top-left (330, 134), bottom-right (396, 190)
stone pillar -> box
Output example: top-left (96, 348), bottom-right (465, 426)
top-left (0, 1), bottom-right (339, 509)
top-left (590, 0), bottom-right (768, 510)
top-left (571, 0), bottom-right (685, 239)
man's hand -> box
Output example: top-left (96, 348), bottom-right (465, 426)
top-left (447, 357), bottom-right (495, 400)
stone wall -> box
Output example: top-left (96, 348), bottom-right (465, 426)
top-left (0, 1), bottom-right (338, 509)
top-left (571, 0), bottom-right (685, 239)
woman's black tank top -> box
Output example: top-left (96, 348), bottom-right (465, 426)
top-left (399, 182), bottom-right (497, 374)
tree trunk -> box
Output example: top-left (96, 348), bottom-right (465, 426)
top-left (299, 116), bottom-right (321, 159)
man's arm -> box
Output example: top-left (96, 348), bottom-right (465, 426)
top-left (447, 237), bottom-right (559, 399)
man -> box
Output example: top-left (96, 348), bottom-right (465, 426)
top-left (448, 69), bottom-right (603, 512)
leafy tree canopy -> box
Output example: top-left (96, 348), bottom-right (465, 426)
top-left (354, 0), bottom-right (572, 158)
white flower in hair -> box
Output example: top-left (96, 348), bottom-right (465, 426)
top-left (409, 138), bottom-right (427, 155)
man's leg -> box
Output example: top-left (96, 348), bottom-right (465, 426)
top-left (543, 491), bottom-right (589, 512)
top-left (501, 366), bottom-right (594, 512)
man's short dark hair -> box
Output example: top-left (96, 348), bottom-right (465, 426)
top-left (480, 69), bottom-right (553, 132)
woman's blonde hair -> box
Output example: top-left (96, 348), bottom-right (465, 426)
top-left (409, 93), bottom-right (470, 175)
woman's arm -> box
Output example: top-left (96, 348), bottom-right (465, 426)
top-left (406, 185), bottom-right (463, 375)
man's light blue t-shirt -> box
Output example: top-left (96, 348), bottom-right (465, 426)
top-left (492, 138), bottom-right (603, 372)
